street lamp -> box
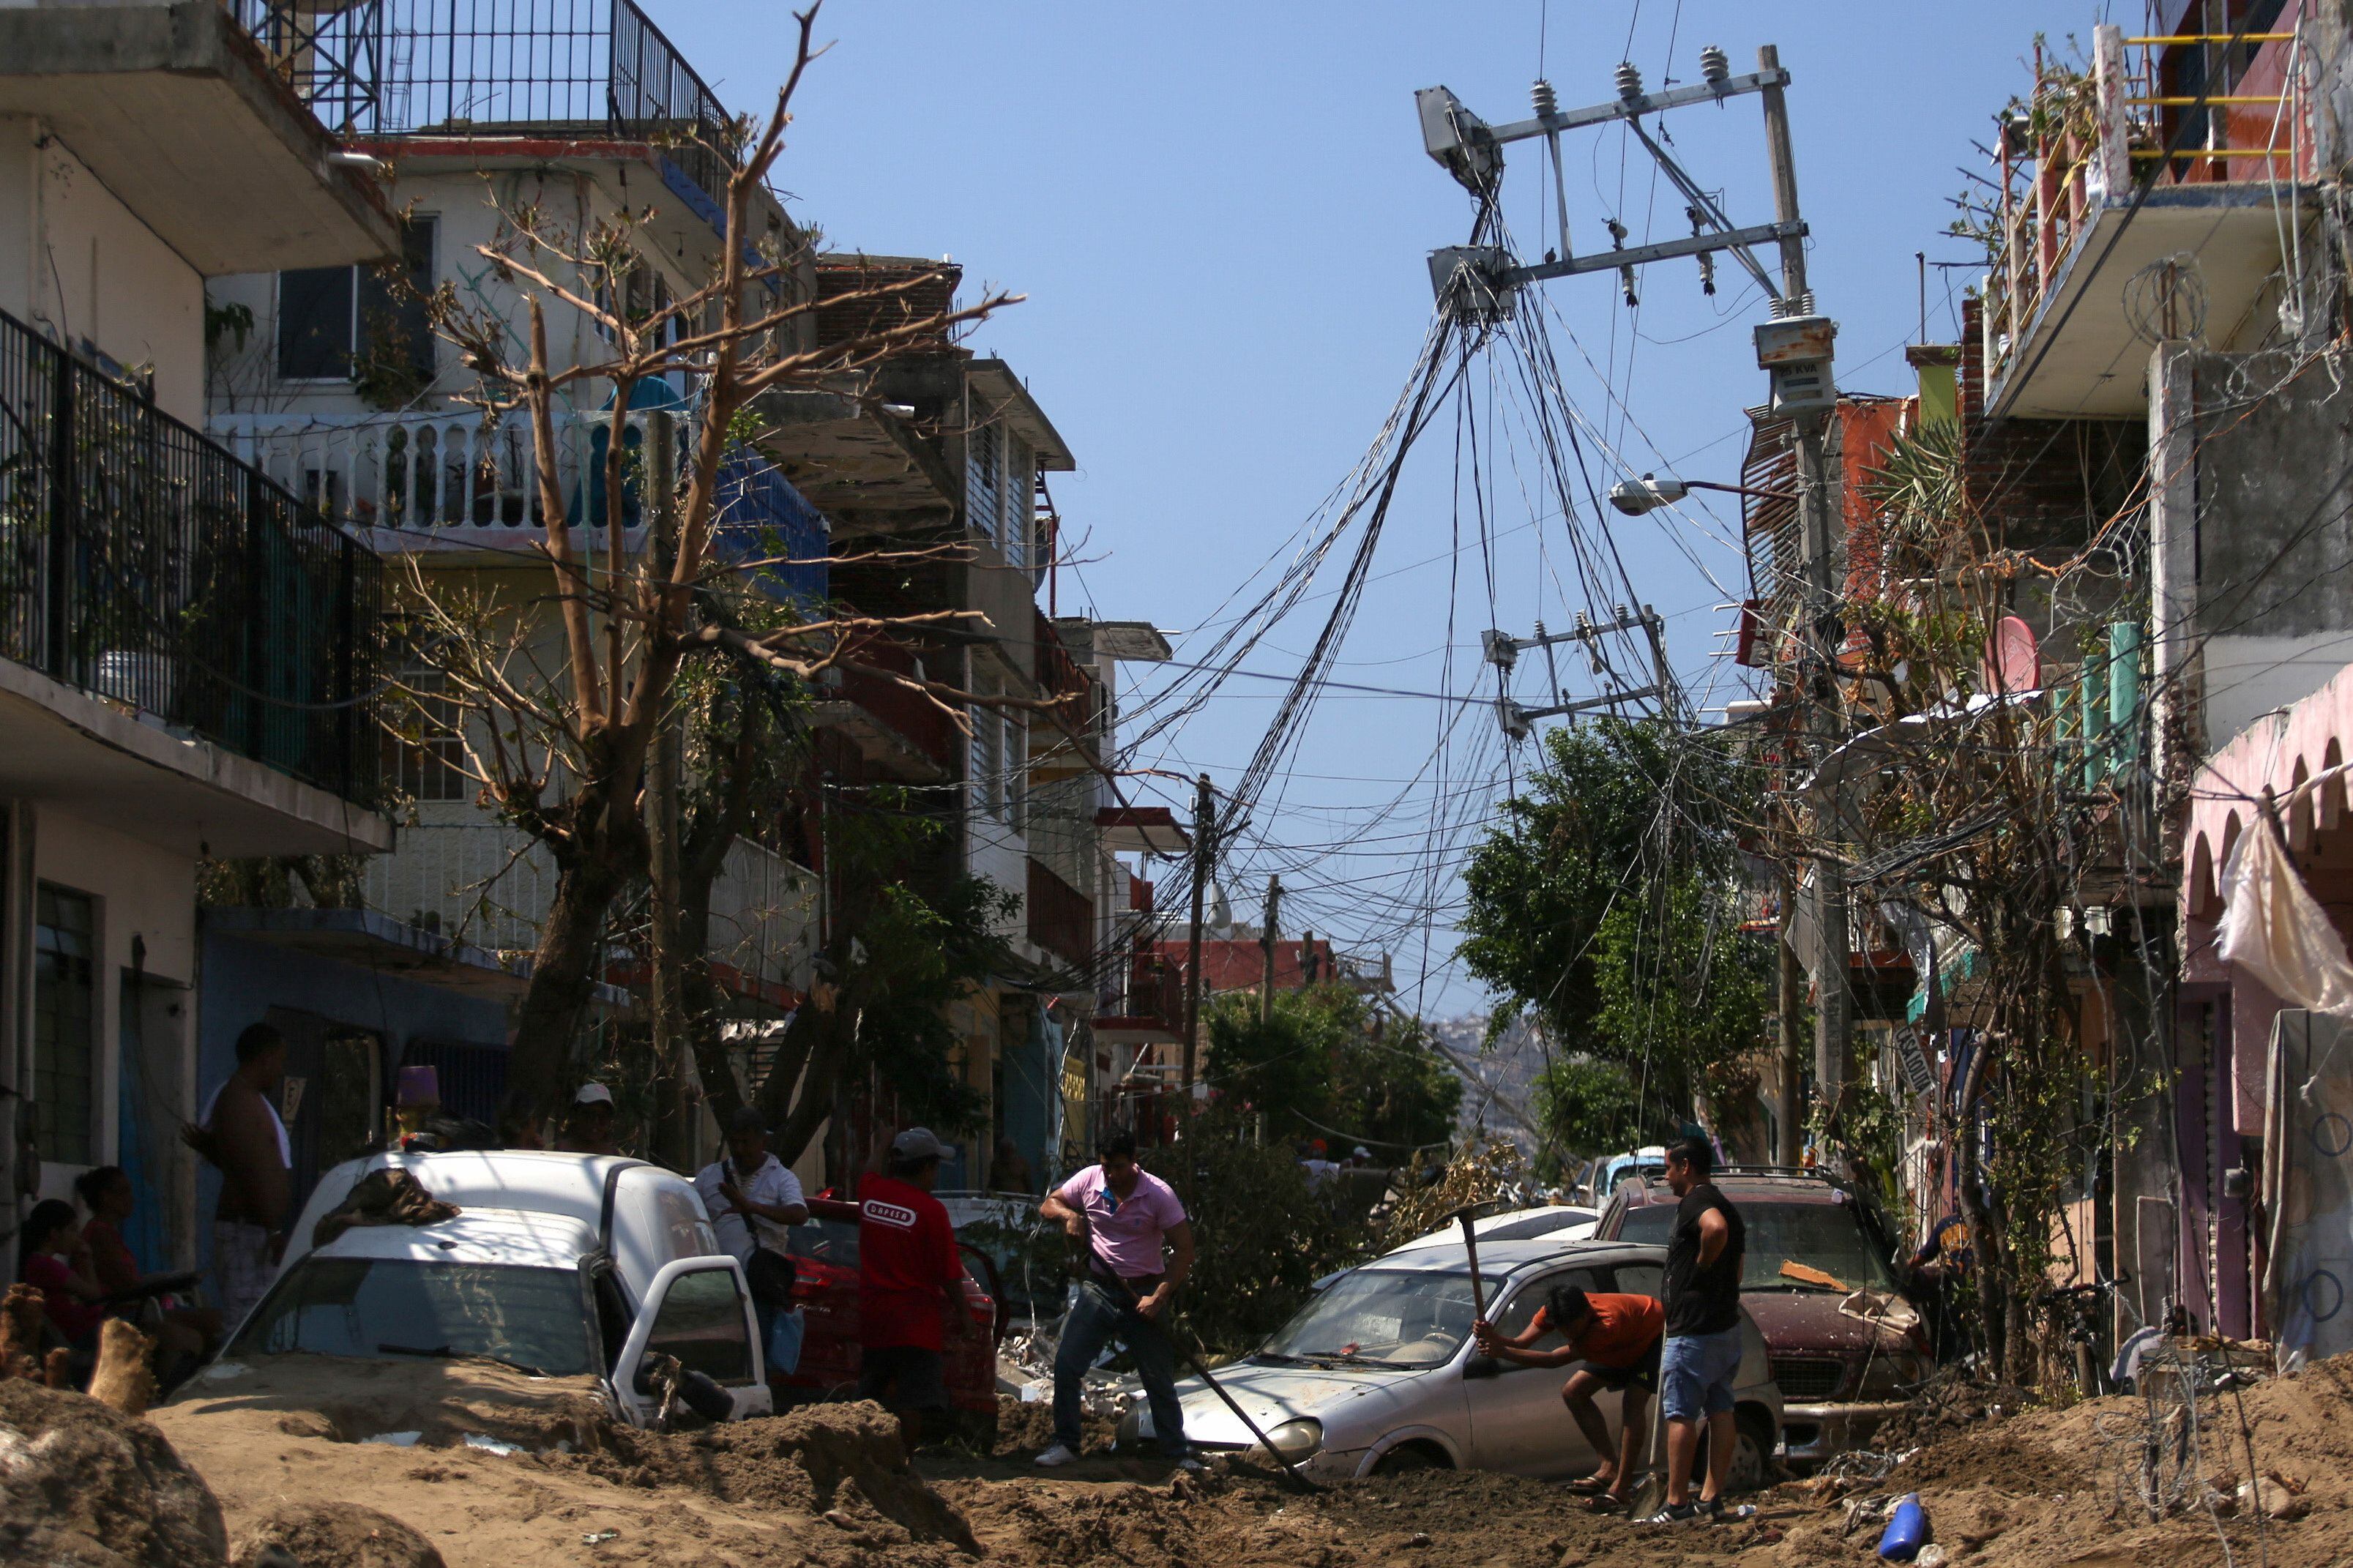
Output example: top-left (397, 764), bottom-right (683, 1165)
top-left (1606, 472), bottom-right (1796, 516)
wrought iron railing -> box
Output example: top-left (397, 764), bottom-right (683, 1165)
top-left (0, 308), bottom-right (381, 800)
top-left (1980, 20), bottom-right (2313, 397)
top-left (230, 0), bottom-right (737, 207)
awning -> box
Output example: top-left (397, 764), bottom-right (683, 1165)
top-left (1095, 806), bottom-right (1190, 856)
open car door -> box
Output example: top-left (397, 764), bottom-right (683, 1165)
top-left (611, 1257), bottom-right (772, 1425)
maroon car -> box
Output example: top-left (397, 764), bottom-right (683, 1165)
top-left (777, 1195), bottom-right (1010, 1445)
top-left (1595, 1168), bottom-right (1931, 1468)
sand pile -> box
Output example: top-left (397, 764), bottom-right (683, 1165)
top-left (0, 1378), bottom-right (228, 1567)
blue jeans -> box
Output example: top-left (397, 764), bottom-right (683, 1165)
top-left (1054, 1277), bottom-right (1188, 1458)
top-left (1659, 1326), bottom-right (1743, 1421)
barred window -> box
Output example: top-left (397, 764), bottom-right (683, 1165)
top-left (385, 668), bottom-right (468, 803)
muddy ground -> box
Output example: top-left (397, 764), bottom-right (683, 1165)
top-left (8, 1349), bottom-right (2351, 1567)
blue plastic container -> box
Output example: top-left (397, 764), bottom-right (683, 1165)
top-left (1876, 1493), bottom-right (1929, 1561)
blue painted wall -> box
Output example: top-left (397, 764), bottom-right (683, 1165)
top-left (193, 930), bottom-right (510, 1272)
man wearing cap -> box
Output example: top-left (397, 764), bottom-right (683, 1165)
top-left (559, 1082), bottom-right (622, 1157)
top-left (1035, 1130), bottom-right (1196, 1469)
top-left (696, 1108), bottom-right (809, 1263)
top-left (857, 1127), bottom-right (972, 1447)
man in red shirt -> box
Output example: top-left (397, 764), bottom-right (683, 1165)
top-left (1475, 1285), bottom-right (1666, 1512)
top-left (856, 1127), bottom-right (971, 1447)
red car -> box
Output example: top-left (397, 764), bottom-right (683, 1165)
top-left (777, 1194), bottom-right (1010, 1444)
top-left (1595, 1168), bottom-right (1933, 1469)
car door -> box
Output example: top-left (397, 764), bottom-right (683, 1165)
top-left (1463, 1266), bottom-right (1616, 1476)
top-left (611, 1257), bottom-right (772, 1425)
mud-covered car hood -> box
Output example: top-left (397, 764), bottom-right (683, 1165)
top-left (1161, 1357), bottom-right (1433, 1449)
top-left (1739, 1290), bottom-right (1913, 1355)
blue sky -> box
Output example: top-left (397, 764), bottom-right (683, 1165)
top-left (665, 0), bottom-right (2089, 1018)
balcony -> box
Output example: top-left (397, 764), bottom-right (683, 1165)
top-left (1982, 20), bottom-right (2316, 419)
top-left (230, 0), bottom-right (738, 212)
top-left (1026, 856), bottom-right (1095, 972)
top-left (209, 408), bottom-right (828, 602)
top-left (1096, 953), bottom-right (1185, 1048)
top-left (810, 637), bottom-right (955, 781)
top-left (0, 307), bottom-right (385, 848)
top-left (0, 0), bottom-right (397, 274)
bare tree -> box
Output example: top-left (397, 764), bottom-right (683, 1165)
top-left (395, 3), bottom-right (1034, 1120)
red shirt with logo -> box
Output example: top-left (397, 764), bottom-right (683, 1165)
top-left (857, 1174), bottom-right (963, 1351)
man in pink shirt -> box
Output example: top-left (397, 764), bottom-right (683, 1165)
top-left (1034, 1130), bottom-right (1196, 1468)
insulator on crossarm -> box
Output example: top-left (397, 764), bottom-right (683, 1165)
top-left (1615, 61), bottom-right (1643, 101)
top-left (1700, 45), bottom-right (1730, 86)
top-left (1532, 78), bottom-right (1557, 119)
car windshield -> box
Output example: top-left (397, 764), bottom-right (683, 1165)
top-left (1619, 1198), bottom-right (1897, 1291)
top-left (231, 1258), bottom-right (592, 1375)
top-left (1259, 1269), bottom-right (1477, 1368)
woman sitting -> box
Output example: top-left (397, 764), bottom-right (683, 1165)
top-left (19, 1199), bottom-right (106, 1356)
top-left (74, 1166), bottom-right (220, 1370)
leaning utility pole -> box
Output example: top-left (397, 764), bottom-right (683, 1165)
top-left (1258, 873), bottom-right (1283, 1025)
top-left (1759, 43), bottom-right (1851, 1124)
top-left (1413, 39), bottom-right (1849, 1139)
top-left (1180, 773), bottom-right (1217, 1132)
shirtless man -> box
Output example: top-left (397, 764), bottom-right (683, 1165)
top-left (203, 1023), bottom-right (291, 1326)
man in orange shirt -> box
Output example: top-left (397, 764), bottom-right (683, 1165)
top-left (1475, 1285), bottom-right (1666, 1512)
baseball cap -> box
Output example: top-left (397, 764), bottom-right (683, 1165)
top-left (1353, 1146), bottom-right (1371, 1160)
top-left (573, 1082), bottom-right (614, 1107)
top-left (726, 1106), bottom-right (767, 1135)
top-left (890, 1126), bottom-right (948, 1162)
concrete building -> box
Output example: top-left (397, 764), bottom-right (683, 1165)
top-left (0, 0), bottom-right (398, 1258)
top-left (198, 0), bottom-right (827, 1183)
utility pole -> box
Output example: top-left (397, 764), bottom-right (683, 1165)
top-left (1776, 863), bottom-right (1805, 1165)
top-left (1759, 42), bottom-right (1852, 1128)
top-left (1180, 773), bottom-right (1216, 1145)
top-left (1258, 873), bottom-right (1283, 1025)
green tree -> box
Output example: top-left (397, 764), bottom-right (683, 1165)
top-left (1205, 984), bottom-right (1461, 1154)
top-left (1460, 718), bottom-right (1764, 1143)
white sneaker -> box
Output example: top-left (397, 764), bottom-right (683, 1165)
top-left (1034, 1444), bottom-right (1081, 1467)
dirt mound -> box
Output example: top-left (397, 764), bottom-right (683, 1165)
top-left (545, 1400), bottom-right (978, 1553)
top-left (991, 1393), bottom-right (1116, 1457)
top-left (1868, 1370), bottom-right (2033, 1453)
top-left (231, 1502), bottom-right (445, 1568)
top-left (0, 1378), bottom-right (229, 1568)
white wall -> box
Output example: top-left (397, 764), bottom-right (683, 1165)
top-left (27, 807), bottom-right (196, 1264)
top-left (2201, 631), bottom-right (2353, 751)
top-left (0, 117), bottom-right (205, 422)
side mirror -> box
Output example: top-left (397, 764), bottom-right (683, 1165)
top-left (1463, 1354), bottom-right (1502, 1380)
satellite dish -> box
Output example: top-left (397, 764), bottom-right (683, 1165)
top-left (1984, 615), bottom-right (2041, 695)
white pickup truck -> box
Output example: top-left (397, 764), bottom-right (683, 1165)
top-left (220, 1149), bottom-right (771, 1427)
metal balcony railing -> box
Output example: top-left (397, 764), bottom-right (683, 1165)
top-left (231, 0), bottom-right (737, 208)
top-left (1981, 20), bottom-right (2313, 394)
top-left (0, 307), bottom-right (381, 800)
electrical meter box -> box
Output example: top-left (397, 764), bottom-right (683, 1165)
top-left (1754, 314), bottom-right (1838, 417)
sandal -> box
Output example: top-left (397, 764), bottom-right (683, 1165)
top-left (1584, 1494), bottom-right (1627, 1515)
top-left (1565, 1473), bottom-right (1614, 1496)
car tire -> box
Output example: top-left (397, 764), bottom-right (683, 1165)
top-left (1372, 1442), bottom-right (1444, 1476)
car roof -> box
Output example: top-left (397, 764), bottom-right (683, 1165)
top-left (1360, 1236), bottom-right (1667, 1276)
top-left (1616, 1170), bottom-right (1852, 1208)
top-left (1388, 1204), bottom-right (1597, 1252)
top-left (307, 1208), bottom-right (600, 1270)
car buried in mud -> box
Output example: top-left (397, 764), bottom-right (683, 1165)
top-left (1120, 1238), bottom-right (1783, 1484)
top-left (198, 1151), bottom-right (772, 1429)
top-left (1595, 1168), bottom-right (1931, 1468)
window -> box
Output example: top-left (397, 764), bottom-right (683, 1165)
top-left (234, 1258), bottom-right (593, 1376)
top-left (1007, 714), bottom-right (1029, 833)
top-left (970, 677), bottom-right (1003, 819)
top-left (384, 668), bottom-right (468, 802)
top-left (646, 1266), bottom-right (753, 1385)
top-left (277, 217), bottom-right (436, 384)
top-left (34, 884), bottom-right (96, 1166)
top-left (1003, 435), bottom-right (1031, 569)
top-left (968, 417), bottom-right (1001, 532)
top-left (1261, 1269), bottom-right (1478, 1369)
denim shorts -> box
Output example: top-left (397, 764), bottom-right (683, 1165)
top-left (1658, 1326), bottom-right (1744, 1421)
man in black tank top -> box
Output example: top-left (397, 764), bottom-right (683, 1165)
top-left (1643, 1135), bottom-right (1746, 1525)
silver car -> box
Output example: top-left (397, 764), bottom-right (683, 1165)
top-left (1122, 1238), bottom-right (1783, 1485)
